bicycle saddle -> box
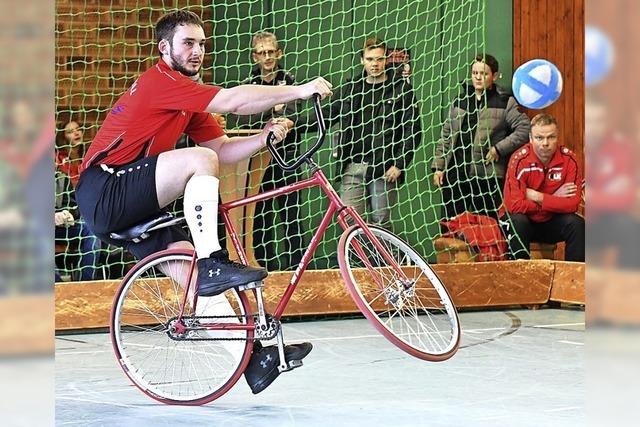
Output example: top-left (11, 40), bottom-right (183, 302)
top-left (109, 212), bottom-right (184, 242)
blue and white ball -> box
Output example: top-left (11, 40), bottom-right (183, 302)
top-left (512, 59), bottom-right (563, 109)
top-left (585, 26), bottom-right (614, 86)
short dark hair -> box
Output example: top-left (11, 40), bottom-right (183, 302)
top-left (531, 113), bottom-right (558, 128)
top-left (155, 10), bottom-right (203, 47)
top-left (361, 37), bottom-right (386, 57)
top-left (473, 53), bottom-right (499, 74)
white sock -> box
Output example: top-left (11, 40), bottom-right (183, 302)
top-left (184, 175), bottom-right (222, 259)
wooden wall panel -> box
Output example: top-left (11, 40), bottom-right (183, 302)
top-left (513, 0), bottom-right (585, 169)
top-left (550, 262), bottom-right (585, 304)
top-left (55, 261), bottom-right (583, 331)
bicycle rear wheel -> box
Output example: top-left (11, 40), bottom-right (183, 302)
top-left (338, 225), bottom-right (460, 361)
top-left (110, 249), bottom-right (253, 405)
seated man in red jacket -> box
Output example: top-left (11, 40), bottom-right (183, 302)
top-left (499, 113), bottom-right (584, 261)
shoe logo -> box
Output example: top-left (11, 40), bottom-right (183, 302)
top-left (208, 268), bottom-right (221, 278)
top-left (260, 354), bottom-right (272, 369)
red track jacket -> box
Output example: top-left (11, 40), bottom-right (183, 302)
top-left (500, 143), bottom-right (582, 223)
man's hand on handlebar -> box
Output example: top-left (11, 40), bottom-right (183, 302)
top-left (299, 77), bottom-right (333, 100)
top-left (265, 93), bottom-right (325, 171)
top-left (262, 117), bottom-right (294, 146)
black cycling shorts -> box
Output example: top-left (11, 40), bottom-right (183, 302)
top-left (76, 155), bottom-right (189, 260)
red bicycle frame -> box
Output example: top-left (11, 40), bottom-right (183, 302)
top-left (186, 95), bottom-right (407, 331)
top-left (211, 164), bottom-right (403, 324)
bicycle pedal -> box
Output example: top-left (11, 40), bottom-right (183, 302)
top-left (287, 359), bottom-right (303, 370)
top-left (238, 281), bottom-right (264, 291)
top-left (277, 359), bottom-right (303, 373)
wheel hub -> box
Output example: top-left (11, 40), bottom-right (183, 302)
top-left (166, 317), bottom-right (199, 340)
top-left (384, 279), bottom-right (415, 309)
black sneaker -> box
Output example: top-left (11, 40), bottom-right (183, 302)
top-left (244, 341), bottom-right (313, 394)
top-left (196, 249), bottom-right (268, 297)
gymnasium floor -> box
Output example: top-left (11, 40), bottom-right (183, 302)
top-left (55, 308), bottom-right (584, 426)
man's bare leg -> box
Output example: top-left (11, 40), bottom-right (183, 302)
top-left (160, 240), bottom-right (244, 360)
top-left (155, 147), bottom-right (266, 297)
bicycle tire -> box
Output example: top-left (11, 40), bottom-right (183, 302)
top-left (338, 225), bottom-right (460, 361)
top-left (110, 249), bottom-right (253, 405)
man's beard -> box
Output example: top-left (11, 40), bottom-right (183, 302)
top-left (169, 49), bottom-right (200, 77)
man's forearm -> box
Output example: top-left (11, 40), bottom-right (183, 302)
top-left (203, 134), bottom-right (265, 164)
top-left (207, 85), bottom-right (304, 115)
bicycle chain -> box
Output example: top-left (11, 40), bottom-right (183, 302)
top-left (165, 314), bottom-right (278, 342)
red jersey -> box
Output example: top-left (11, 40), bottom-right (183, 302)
top-left (500, 143), bottom-right (582, 223)
top-left (56, 150), bottom-right (81, 186)
top-left (80, 60), bottom-right (224, 173)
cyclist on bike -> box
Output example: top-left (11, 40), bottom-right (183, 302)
top-left (75, 9), bottom-right (332, 394)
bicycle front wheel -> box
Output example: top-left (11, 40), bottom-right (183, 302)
top-left (110, 249), bottom-right (253, 405)
top-left (338, 225), bottom-right (460, 361)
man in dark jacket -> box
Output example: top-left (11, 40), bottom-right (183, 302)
top-left (301, 36), bottom-right (422, 228)
top-left (432, 53), bottom-right (530, 222)
top-left (235, 31), bottom-right (305, 271)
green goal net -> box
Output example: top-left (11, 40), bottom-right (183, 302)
top-left (55, 0), bottom-right (502, 281)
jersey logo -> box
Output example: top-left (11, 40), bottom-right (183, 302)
top-left (548, 171), bottom-right (563, 181)
top-left (111, 105), bottom-right (125, 115)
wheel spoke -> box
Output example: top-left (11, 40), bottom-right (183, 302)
top-left (340, 226), bottom-right (460, 361)
top-left (112, 251), bottom-right (249, 404)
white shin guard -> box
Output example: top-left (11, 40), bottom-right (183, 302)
top-left (184, 175), bottom-right (222, 259)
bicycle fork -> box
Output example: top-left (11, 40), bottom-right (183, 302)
top-left (238, 281), bottom-right (301, 373)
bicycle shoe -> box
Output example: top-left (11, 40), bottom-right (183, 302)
top-left (196, 249), bottom-right (267, 297)
top-left (244, 341), bottom-right (313, 394)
